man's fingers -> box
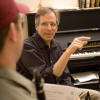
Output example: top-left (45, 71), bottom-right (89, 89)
top-left (82, 41), bottom-right (88, 45)
top-left (72, 40), bottom-right (88, 50)
top-left (76, 95), bottom-right (80, 100)
top-left (76, 36), bottom-right (91, 41)
top-left (69, 36), bottom-right (91, 53)
top-left (73, 36), bottom-right (90, 47)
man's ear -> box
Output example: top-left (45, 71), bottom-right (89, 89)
top-left (56, 26), bottom-right (58, 31)
top-left (8, 23), bottom-right (17, 42)
top-left (55, 25), bottom-right (58, 33)
top-left (35, 24), bottom-right (38, 32)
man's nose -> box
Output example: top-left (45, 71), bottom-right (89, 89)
top-left (47, 24), bottom-right (52, 30)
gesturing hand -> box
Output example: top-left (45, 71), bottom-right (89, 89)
top-left (68, 36), bottom-right (91, 54)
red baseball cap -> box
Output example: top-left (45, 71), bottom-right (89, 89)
top-left (0, 0), bottom-right (30, 29)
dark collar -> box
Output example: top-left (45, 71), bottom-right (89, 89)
top-left (32, 33), bottom-right (58, 49)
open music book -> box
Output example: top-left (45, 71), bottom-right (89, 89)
top-left (44, 83), bottom-right (76, 100)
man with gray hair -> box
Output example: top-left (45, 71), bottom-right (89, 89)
top-left (17, 7), bottom-right (100, 100)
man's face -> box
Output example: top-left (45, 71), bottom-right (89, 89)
top-left (36, 12), bottom-right (58, 43)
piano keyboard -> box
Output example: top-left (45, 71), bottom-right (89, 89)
top-left (70, 51), bottom-right (100, 60)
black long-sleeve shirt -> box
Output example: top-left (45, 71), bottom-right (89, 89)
top-left (17, 33), bottom-right (73, 86)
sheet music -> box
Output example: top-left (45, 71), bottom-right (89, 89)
top-left (44, 83), bottom-right (76, 100)
top-left (72, 71), bottom-right (99, 83)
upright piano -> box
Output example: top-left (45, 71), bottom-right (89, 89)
top-left (26, 8), bottom-right (100, 90)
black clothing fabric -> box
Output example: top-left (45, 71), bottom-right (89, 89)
top-left (17, 33), bottom-right (73, 86)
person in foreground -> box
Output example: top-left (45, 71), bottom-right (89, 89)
top-left (17, 7), bottom-right (100, 100)
top-left (0, 0), bottom-right (37, 100)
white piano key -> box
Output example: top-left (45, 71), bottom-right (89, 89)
top-left (70, 51), bottom-right (100, 60)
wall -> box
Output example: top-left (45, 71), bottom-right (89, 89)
top-left (15, 0), bottom-right (79, 12)
top-left (15, 0), bottom-right (79, 39)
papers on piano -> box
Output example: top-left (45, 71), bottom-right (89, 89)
top-left (71, 71), bottom-right (99, 83)
top-left (44, 83), bottom-right (76, 100)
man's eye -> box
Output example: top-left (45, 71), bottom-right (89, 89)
top-left (51, 23), bottom-right (56, 26)
top-left (41, 23), bottom-right (48, 26)
top-left (41, 22), bottom-right (57, 27)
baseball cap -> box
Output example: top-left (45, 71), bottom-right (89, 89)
top-left (0, 0), bottom-right (30, 29)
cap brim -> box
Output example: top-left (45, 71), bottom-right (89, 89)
top-left (15, 2), bottom-right (30, 14)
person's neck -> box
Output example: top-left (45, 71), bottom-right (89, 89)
top-left (44, 40), bottom-right (51, 48)
top-left (0, 51), bottom-right (16, 70)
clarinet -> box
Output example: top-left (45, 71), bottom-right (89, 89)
top-left (32, 69), bottom-right (46, 100)
top-left (99, 68), bottom-right (100, 91)
top-left (85, 91), bottom-right (91, 100)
